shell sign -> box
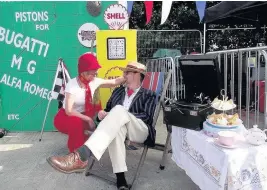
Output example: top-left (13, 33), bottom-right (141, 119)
top-left (104, 4), bottom-right (129, 30)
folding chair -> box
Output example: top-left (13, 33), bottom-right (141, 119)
top-left (85, 70), bottom-right (172, 189)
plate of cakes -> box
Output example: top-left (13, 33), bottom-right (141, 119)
top-left (206, 113), bottom-right (242, 129)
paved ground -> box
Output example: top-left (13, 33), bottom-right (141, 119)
top-left (0, 112), bottom-right (200, 190)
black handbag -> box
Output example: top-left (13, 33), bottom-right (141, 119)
top-left (0, 128), bottom-right (7, 138)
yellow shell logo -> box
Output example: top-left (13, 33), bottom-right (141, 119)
top-left (104, 66), bottom-right (123, 92)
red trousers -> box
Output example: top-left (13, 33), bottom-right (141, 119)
top-left (54, 109), bottom-right (90, 153)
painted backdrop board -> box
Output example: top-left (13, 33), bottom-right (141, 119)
top-left (0, 1), bottom-right (116, 131)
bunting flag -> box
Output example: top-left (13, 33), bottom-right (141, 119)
top-left (196, 1), bottom-right (206, 23)
top-left (161, 0), bottom-right (173, 25)
top-left (127, 1), bottom-right (134, 15)
top-left (144, 1), bottom-right (154, 24)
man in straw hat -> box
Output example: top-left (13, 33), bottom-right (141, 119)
top-left (47, 61), bottom-right (157, 190)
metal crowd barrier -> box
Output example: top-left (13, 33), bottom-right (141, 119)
top-left (146, 46), bottom-right (267, 129)
top-left (146, 57), bottom-right (177, 101)
top-left (206, 46), bottom-right (267, 128)
top-left (137, 30), bottom-right (203, 63)
top-left (172, 46), bottom-right (267, 128)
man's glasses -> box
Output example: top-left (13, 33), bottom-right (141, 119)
top-left (124, 71), bottom-right (137, 75)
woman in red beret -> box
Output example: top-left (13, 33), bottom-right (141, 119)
top-left (54, 53), bottom-right (125, 153)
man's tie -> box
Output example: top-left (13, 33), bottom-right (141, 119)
top-left (127, 89), bottom-right (134, 97)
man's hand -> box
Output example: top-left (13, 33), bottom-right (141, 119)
top-left (86, 117), bottom-right (96, 130)
top-left (98, 110), bottom-right (108, 120)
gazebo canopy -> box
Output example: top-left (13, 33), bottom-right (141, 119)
top-left (203, 1), bottom-right (267, 25)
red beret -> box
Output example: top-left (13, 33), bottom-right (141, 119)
top-left (78, 53), bottom-right (101, 74)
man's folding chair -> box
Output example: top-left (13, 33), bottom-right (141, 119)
top-left (85, 70), bottom-right (172, 189)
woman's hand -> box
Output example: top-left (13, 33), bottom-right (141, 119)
top-left (100, 76), bottom-right (126, 88)
top-left (115, 76), bottom-right (126, 85)
top-left (98, 110), bottom-right (108, 120)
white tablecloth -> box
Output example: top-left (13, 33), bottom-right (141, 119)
top-left (171, 126), bottom-right (267, 190)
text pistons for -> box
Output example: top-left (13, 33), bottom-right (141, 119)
top-left (15, 11), bottom-right (50, 30)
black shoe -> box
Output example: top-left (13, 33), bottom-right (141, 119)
top-left (116, 172), bottom-right (129, 190)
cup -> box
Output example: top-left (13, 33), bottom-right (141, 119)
top-left (218, 131), bottom-right (237, 146)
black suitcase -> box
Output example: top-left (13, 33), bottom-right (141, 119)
top-left (163, 101), bottom-right (214, 131)
top-left (163, 54), bottom-right (222, 130)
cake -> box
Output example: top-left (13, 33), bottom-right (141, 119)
top-left (203, 113), bottom-right (242, 137)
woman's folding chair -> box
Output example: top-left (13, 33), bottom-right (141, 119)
top-left (85, 70), bottom-right (172, 189)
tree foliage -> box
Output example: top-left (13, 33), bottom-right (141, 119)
top-left (129, 1), bottom-right (265, 56)
top-left (129, 1), bottom-right (203, 30)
